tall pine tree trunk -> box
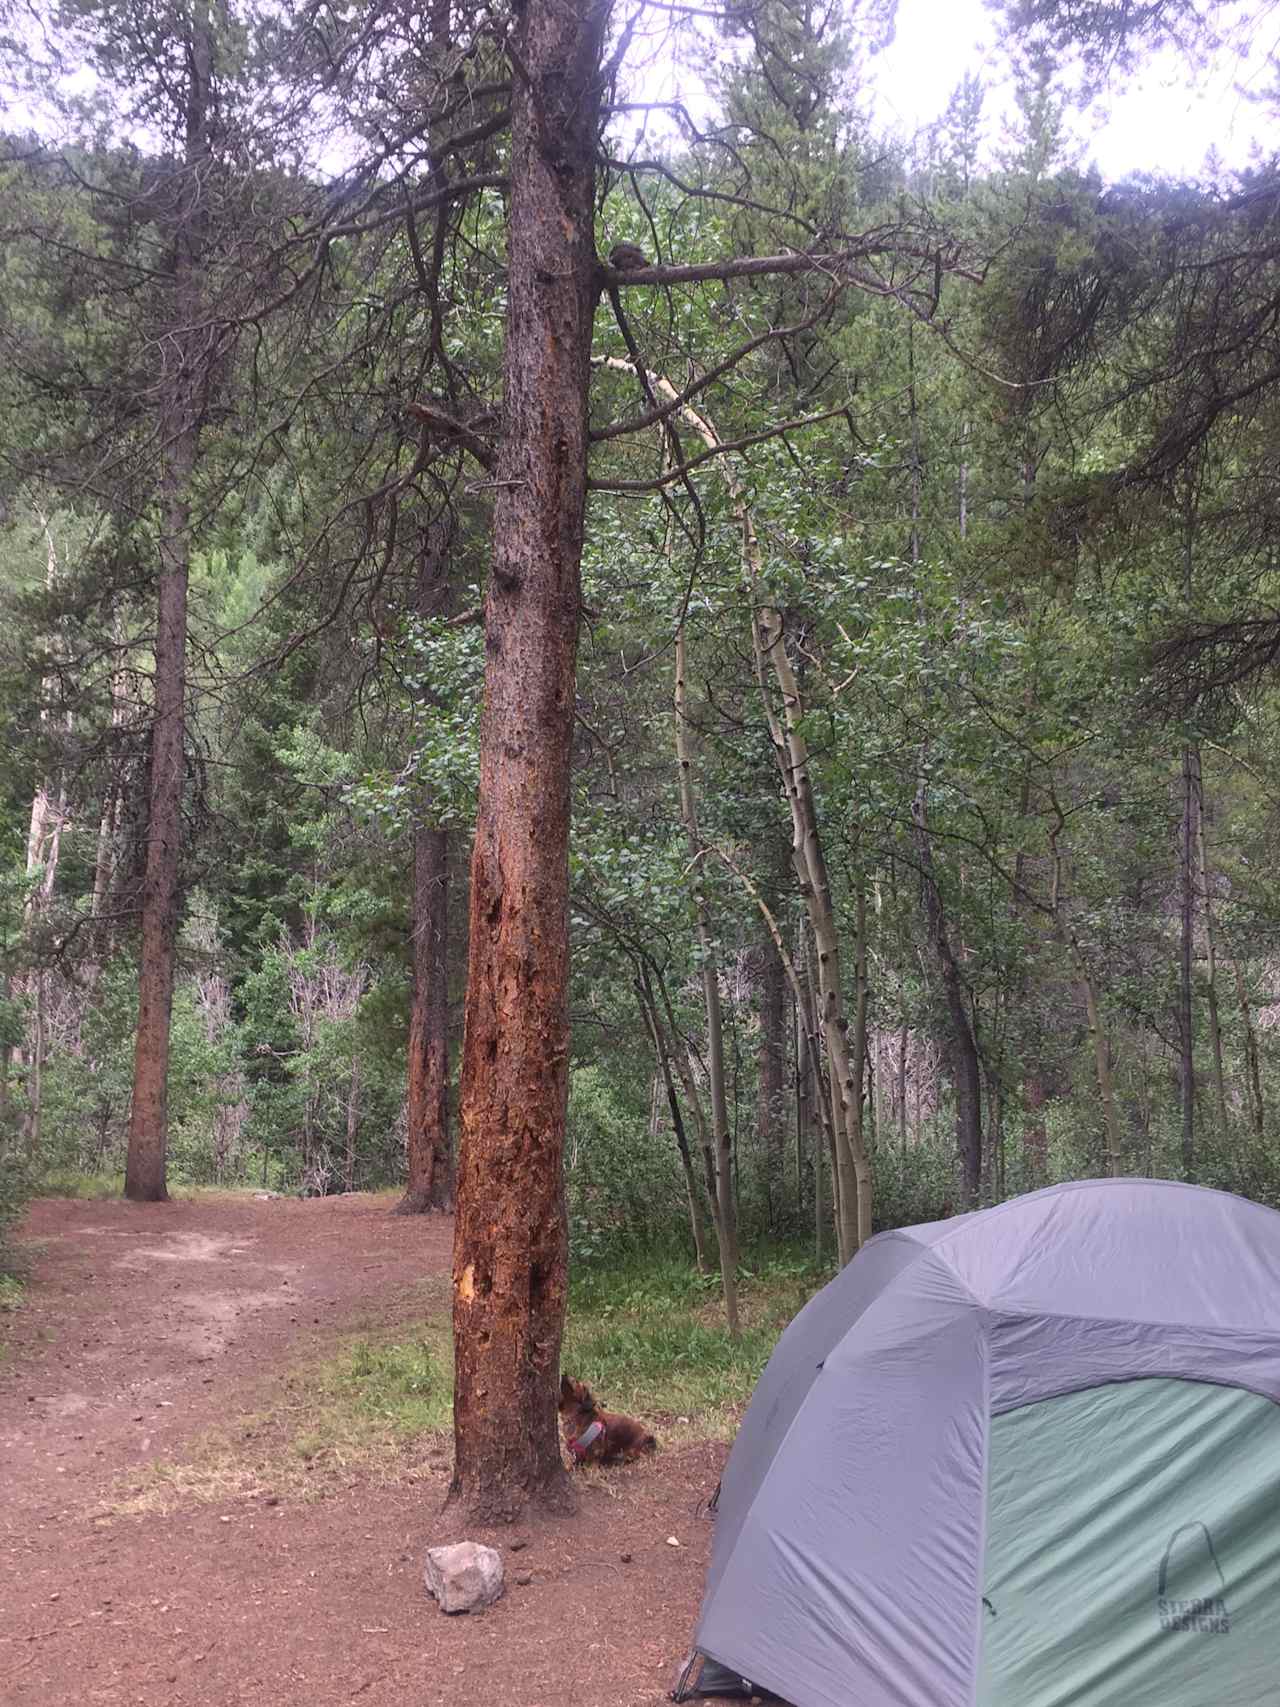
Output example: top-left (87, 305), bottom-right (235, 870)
top-left (449, 0), bottom-right (609, 1523)
top-left (126, 459), bottom-right (195, 1201)
top-left (125, 5), bottom-right (215, 1203)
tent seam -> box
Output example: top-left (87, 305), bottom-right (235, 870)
top-left (986, 1301), bottom-right (1280, 1341)
top-left (971, 1311), bottom-right (992, 1707)
top-left (992, 1368), bottom-right (1280, 1416)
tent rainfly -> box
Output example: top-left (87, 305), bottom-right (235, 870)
top-left (674, 1179), bottom-right (1280, 1707)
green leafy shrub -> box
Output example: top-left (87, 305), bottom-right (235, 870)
top-left (566, 1063), bottom-right (689, 1263)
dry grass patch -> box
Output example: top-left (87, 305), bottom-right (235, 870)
top-left (103, 1322), bottom-right (454, 1518)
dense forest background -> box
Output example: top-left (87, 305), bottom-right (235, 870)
top-left (1, 0), bottom-right (1278, 1287)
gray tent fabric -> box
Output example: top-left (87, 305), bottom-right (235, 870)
top-left (680, 1179), bottom-right (1280, 1707)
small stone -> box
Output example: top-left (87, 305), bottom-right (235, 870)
top-left (424, 1541), bottom-right (504, 1614)
top-left (620, 1552), bottom-right (632, 1564)
top-left (508, 1538), bottom-right (527, 1552)
top-left (264, 1496), bottom-right (279, 1508)
top-left (665, 1535), bottom-right (681, 1548)
top-left (515, 1571), bottom-right (532, 1586)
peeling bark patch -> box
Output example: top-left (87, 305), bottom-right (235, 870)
top-left (458, 1263), bottom-right (475, 1302)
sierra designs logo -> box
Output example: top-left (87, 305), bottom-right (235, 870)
top-left (1157, 1522), bottom-right (1231, 1635)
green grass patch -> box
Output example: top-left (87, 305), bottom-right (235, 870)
top-left (306, 1330), bottom-right (454, 1438)
top-left (564, 1249), bottom-right (822, 1440)
top-left (33, 1169), bottom-right (127, 1200)
top-left (32, 1173), bottom-right (244, 1203)
top-left (107, 1320), bottom-right (455, 1516)
top-left (32, 1174), bottom-right (210, 1201)
top-left (0, 1271), bottom-right (23, 1361)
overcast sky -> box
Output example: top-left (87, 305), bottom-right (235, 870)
top-left (9, 0), bottom-right (1277, 185)
top-left (871, 0), bottom-right (1278, 180)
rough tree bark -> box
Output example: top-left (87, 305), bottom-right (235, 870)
top-left (125, 441), bottom-right (196, 1202)
top-left (448, 0), bottom-right (610, 1523)
top-left (125, 6), bottom-right (216, 1203)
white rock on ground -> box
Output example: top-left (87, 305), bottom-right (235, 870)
top-left (423, 1541), bottom-right (505, 1614)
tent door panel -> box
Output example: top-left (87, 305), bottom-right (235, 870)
top-left (979, 1377), bottom-right (1280, 1707)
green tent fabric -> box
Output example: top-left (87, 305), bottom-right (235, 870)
top-left (981, 1378), bottom-right (1280, 1707)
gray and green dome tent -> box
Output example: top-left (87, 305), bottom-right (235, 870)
top-left (676, 1179), bottom-right (1280, 1707)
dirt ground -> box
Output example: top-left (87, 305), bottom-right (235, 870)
top-left (0, 1194), bottom-right (727, 1706)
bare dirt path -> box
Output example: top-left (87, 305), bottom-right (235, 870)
top-left (1, 1194), bottom-right (724, 1707)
